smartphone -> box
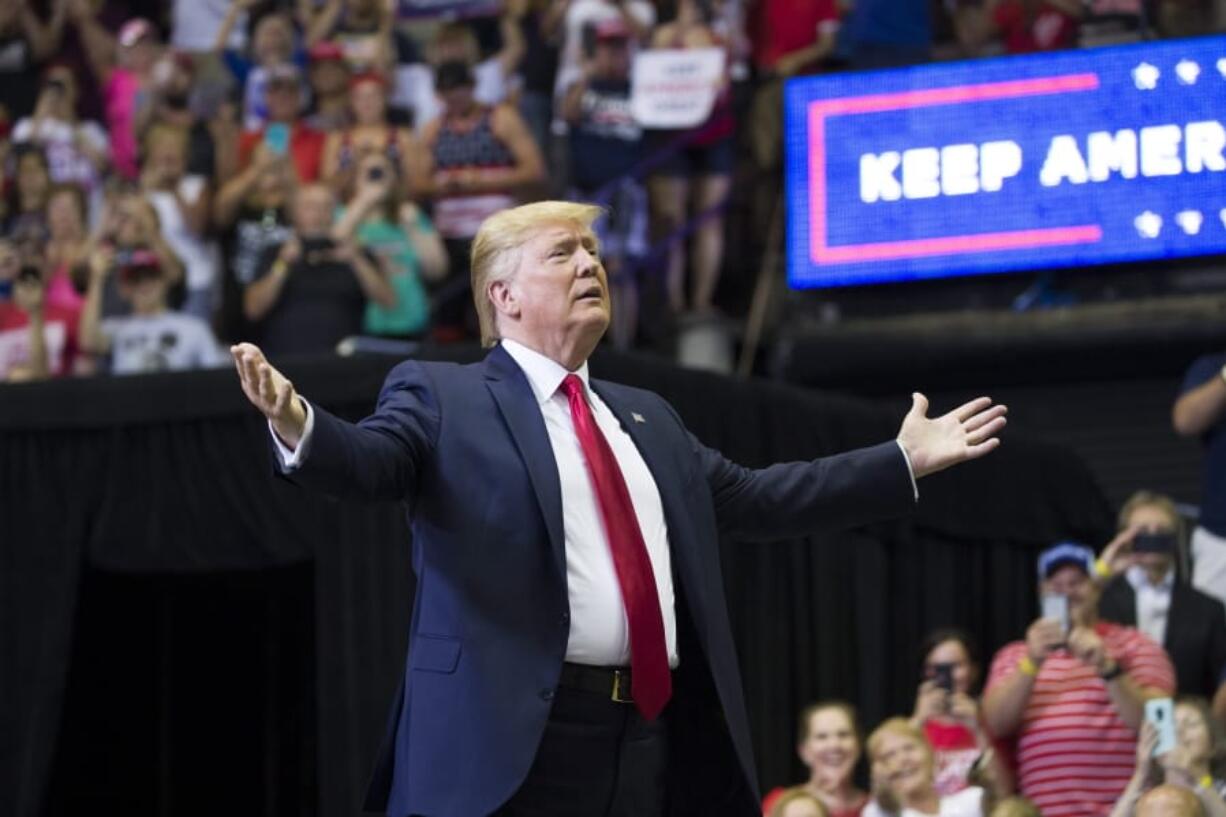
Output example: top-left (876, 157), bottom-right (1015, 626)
top-left (1133, 532), bottom-right (1177, 554)
top-left (932, 662), bottom-right (955, 693)
top-left (1041, 593), bottom-right (1070, 635)
top-left (1145, 698), bottom-right (1176, 756)
top-left (264, 123), bottom-right (290, 157)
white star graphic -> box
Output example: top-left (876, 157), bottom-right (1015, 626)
top-left (1135, 211), bottom-right (1163, 238)
top-left (1133, 62), bottom-right (1160, 90)
top-left (1176, 210), bottom-right (1203, 235)
top-left (1176, 60), bottom-right (1201, 85)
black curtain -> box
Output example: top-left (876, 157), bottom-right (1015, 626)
top-left (0, 346), bottom-right (1114, 817)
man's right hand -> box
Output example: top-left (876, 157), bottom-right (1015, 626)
top-left (1025, 618), bottom-right (1065, 664)
top-left (231, 343), bottom-right (307, 449)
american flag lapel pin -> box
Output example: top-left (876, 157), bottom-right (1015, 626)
top-left (631, 412), bottom-right (646, 424)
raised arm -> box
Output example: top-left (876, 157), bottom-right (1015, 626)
top-left (67, 0), bottom-right (116, 84)
top-left (1173, 361), bottom-right (1226, 436)
top-left (231, 343), bottom-right (439, 500)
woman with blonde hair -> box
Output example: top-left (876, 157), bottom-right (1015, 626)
top-left (762, 701), bottom-right (869, 817)
top-left (864, 718), bottom-right (984, 817)
top-left (770, 788), bottom-right (832, 817)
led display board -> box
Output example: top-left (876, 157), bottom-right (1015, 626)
top-left (784, 36), bottom-right (1226, 288)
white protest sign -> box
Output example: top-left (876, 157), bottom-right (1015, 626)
top-left (631, 48), bottom-right (726, 129)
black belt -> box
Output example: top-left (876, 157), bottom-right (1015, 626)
top-left (559, 662), bottom-right (635, 704)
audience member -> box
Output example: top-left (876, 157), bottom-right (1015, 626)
top-left (912, 628), bottom-right (1011, 798)
top-left (0, 0), bottom-right (63, 128)
top-left (12, 64), bottom-right (110, 222)
top-left (555, 0), bottom-right (655, 110)
top-left (319, 71), bottom-right (417, 196)
top-left (418, 59), bottom-right (543, 338)
top-left (762, 701), bottom-right (869, 817)
top-left (517, 0), bottom-right (561, 161)
top-left (989, 0), bottom-right (1082, 53)
top-left (1110, 708), bottom-right (1226, 817)
top-left (770, 789), bottom-right (832, 817)
top-left (243, 183), bottom-right (393, 355)
top-left (332, 151), bottom-right (446, 338)
top-left (136, 50), bottom-right (218, 180)
top-left (140, 124), bottom-right (216, 320)
top-left (88, 191), bottom-right (186, 318)
top-left (989, 796), bottom-right (1041, 817)
top-left (0, 240), bottom-right (77, 379)
top-left (304, 41), bottom-right (352, 133)
top-left (840, 0), bottom-right (932, 69)
top-left (648, 0), bottom-right (734, 318)
top-left (561, 18), bottom-right (645, 348)
top-left (41, 183), bottom-right (90, 317)
top-left (1136, 785), bottom-right (1208, 817)
top-left (171, 0), bottom-right (244, 55)
top-left (214, 5), bottom-right (304, 131)
top-left (1098, 491), bottom-right (1226, 698)
top-left (79, 245), bottom-right (223, 374)
top-left (236, 62), bottom-right (327, 184)
top-left (1173, 352), bottom-right (1226, 608)
top-left (303, 0), bottom-right (419, 75)
top-left (862, 718), bottom-right (984, 817)
top-left (396, 18), bottom-right (526, 133)
top-left (69, 14), bottom-right (163, 181)
top-left (983, 542), bottom-right (1176, 817)
top-left (5, 144), bottom-right (52, 253)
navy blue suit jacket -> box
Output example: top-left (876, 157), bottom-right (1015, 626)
top-left (282, 345), bottom-right (916, 817)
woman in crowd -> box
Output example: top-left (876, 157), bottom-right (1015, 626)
top-left (417, 59), bottom-right (543, 338)
top-left (140, 124), bottom-right (216, 320)
top-left (648, 0), bottom-right (735, 318)
top-left (88, 191), bottom-right (186, 319)
top-left (770, 789), bottom-right (832, 817)
top-left (5, 145), bottom-right (53, 255)
top-left (333, 151), bottom-right (446, 338)
top-left (911, 629), bottom-right (1011, 798)
top-left (11, 65), bottom-right (110, 223)
top-left (863, 718), bottom-right (984, 817)
top-left (41, 183), bottom-right (91, 318)
top-left (763, 701), bottom-right (870, 817)
top-left (1112, 698), bottom-right (1226, 817)
top-left (319, 71), bottom-right (417, 197)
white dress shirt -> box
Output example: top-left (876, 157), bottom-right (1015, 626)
top-left (1126, 564), bottom-right (1174, 646)
top-left (272, 339), bottom-right (679, 668)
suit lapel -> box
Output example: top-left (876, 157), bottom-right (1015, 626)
top-left (484, 346), bottom-right (567, 578)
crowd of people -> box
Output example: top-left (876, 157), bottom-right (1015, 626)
top-left (765, 487), bottom-right (1226, 817)
top-left (0, 0), bottom-right (1221, 379)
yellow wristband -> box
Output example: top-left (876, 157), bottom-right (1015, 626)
top-left (1019, 655), bottom-right (1039, 676)
top-left (1094, 557), bottom-right (1112, 578)
top-left (1201, 774), bottom-right (1214, 790)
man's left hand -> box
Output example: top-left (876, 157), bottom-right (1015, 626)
top-left (897, 393), bottom-right (1007, 479)
top-left (1068, 626), bottom-right (1111, 674)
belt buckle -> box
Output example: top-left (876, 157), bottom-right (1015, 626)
top-left (611, 669), bottom-right (633, 704)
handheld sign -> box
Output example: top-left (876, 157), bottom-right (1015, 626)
top-left (632, 48), bottom-right (726, 129)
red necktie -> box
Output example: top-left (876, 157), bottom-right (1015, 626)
top-left (560, 374), bottom-right (671, 720)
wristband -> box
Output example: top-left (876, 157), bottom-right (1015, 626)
top-left (1094, 557), bottom-right (1112, 578)
top-left (1201, 774), bottom-right (1214, 790)
top-left (1099, 660), bottom-right (1124, 681)
top-left (1018, 655), bottom-right (1039, 677)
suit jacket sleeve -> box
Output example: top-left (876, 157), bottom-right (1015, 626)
top-left (276, 360), bottom-right (441, 502)
top-left (1203, 595), bottom-right (1226, 695)
top-left (690, 432), bottom-right (917, 542)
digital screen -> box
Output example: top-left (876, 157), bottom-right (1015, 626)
top-left (784, 36), bottom-right (1226, 289)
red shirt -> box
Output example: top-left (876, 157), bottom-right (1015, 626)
top-left (0, 302), bottom-right (79, 378)
top-left (993, 1), bottom-right (1079, 53)
top-left (985, 621), bottom-right (1175, 817)
top-left (762, 786), bottom-right (866, 817)
top-left (750, 0), bottom-right (841, 71)
top-left (238, 122), bottom-right (326, 183)
top-left (923, 719), bottom-right (979, 796)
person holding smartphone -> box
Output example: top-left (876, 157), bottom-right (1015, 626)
top-left (235, 63), bottom-right (326, 184)
top-left (910, 629), bottom-right (1011, 799)
top-left (982, 542), bottom-right (1176, 817)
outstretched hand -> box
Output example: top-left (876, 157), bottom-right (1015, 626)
top-left (231, 342), bottom-right (308, 449)
top-left (897, 393), bottom-right (1007, 479)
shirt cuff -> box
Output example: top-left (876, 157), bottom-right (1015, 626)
top-left (269, 399), bottom-right (315, 471)
top-left (896, 440), bottom-right (919, 501)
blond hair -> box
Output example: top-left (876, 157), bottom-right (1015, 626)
top-left (1118, 490), bottom-right (1186, 543)
top-left (470, 201), bottom-right (603, 348)
top-left (866, 717), bottom-right (932, 764)
top-left (768, 788), bottom-right (830, 817)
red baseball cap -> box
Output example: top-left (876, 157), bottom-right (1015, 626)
top-left (309, 41), bottom-right (346, 63)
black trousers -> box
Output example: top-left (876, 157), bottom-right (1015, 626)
top-left (492, 685), bottom-right (668, 817)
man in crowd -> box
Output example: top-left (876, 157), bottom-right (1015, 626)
top-left (231, 200), bottom-right (1008, 816)
top-left (1173, 351), bottom-right (1226, 608)
top-left (983, 542), bottom-right (1176, 817)
top-left (1097, 490), bottom-right (1226, 698)
top-left (236, 63), bottom-right (326, 184)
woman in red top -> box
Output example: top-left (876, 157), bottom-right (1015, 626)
top-left (320, 72), bottom-right (419, 199)
top-left (762, 701), bottom-right (869, 817)
top-left (911, 629), bottom-right (1012, 799)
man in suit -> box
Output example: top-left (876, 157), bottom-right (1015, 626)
top-left (231, 201), bottom-right (1008, 817)
top-left (1097, 491), bottom-right (1226, 698)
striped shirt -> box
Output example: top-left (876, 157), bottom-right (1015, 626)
top-left (985, 622), bottom-right (1175, 817)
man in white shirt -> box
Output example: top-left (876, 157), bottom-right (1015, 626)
top-left (230, 200), bottom-right (1007, 817)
